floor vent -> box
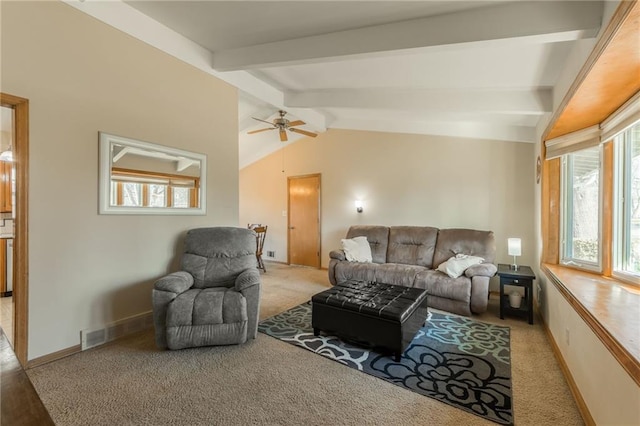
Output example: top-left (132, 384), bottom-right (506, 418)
top-left (81, 311), bottom-right (153, 351)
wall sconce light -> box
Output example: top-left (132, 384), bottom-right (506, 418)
top-left (355, 200), bottom-right (363, 213)
top-left (507, 238), bottom-right (521, 270)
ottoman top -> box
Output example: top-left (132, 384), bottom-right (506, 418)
top-left (311, 280), bottom-right (428, 322)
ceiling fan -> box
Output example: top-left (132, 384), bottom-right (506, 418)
top-left (247, 110), bottom-right (318, 142)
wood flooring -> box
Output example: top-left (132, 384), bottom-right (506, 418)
top-left (0, 328), bottom-right (54, 425)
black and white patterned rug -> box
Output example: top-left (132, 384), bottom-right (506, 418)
top-left (258, 302), bottom-right (513, 425)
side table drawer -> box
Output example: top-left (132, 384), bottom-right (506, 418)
top-left (500, 276), bottom-right (527, 286)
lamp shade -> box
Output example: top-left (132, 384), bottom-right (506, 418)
top-left (507, 238), bottom-right (522, 256)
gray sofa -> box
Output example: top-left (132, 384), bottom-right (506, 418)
top-left (328, 225), bottom-right (497, 316)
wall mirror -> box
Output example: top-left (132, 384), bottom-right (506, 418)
top-left (99, 132), bottom-right (207, 215)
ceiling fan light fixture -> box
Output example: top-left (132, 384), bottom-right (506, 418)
top-left (0, 146), bottom-right (14, 162)
top-left (247, 109), bottom-right (318, 141)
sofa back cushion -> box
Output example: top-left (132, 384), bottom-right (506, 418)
top-left (432, 228), bottom-right (496, 268)
top-left (386, 226), bottom-right (439, 268)
top-left (346, 225), bottom-right (389, 264)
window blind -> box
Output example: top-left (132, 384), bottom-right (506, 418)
top-left (601, 91), bottom-right (640, 142)
top-left (545, 125), bottom-right (600, 159)
top-left (545, 91), bottom-right (640, 159)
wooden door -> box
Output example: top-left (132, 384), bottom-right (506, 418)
top-left (288, 174), bottom-right (321, 268)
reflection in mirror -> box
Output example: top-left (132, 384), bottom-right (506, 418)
top-left (99, 132), bottom-right (207, 215)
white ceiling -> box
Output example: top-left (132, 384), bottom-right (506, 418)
top-left (70, 1), bottom-right (605, 168)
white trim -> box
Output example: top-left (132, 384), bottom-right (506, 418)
top-left (98, 132), bottom-right (207, 215)
top-left (601, 91), bottom-right (640, 142)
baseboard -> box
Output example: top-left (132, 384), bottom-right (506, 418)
top-left (539, 314), bottom-right (596, 426)
top-left (28, 344), bottom-right (82, 369)
top-left (81, 311), bottom-right (154, 350)
top-left (27, 311), bottom-right (154, 369)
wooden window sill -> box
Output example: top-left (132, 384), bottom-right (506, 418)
top-left (542, 263), bottom-right (640, 386)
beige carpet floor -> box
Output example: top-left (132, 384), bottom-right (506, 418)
top-left (27, 263), bottom-right (583, 425)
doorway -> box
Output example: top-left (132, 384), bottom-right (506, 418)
top-left (0, 93), bottom-right (29, 367)
top-left (0, 106), bottom-right (15, 347)
top-left (287, 174), bottom-right (321, 268)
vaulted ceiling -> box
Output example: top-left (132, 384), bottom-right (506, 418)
top-left (68, 1), bottom-right (605, 168)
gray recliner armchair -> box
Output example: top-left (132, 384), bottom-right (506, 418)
top-left (152, 227), bottom-right (261, 350)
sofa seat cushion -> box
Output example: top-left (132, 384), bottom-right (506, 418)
top-left (333, 262), bottom-right (426, 287)
top-left (333, 262), bottom-right (377, 284)
top-left (414, 270), bottom-right (471, 303)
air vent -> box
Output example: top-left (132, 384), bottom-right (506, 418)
top-left (81, 311), bottom-right (153, 351)
top-left (81, 328), bottom-right (106, 350)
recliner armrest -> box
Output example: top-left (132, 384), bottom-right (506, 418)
top-left (465, 263), bottom-right (497, 278)
top-left (330, 250), bottom-right (346, 261)
top-left (235, 268), bottom-right (260, 292)
top-left (154, 271), bottom-right (194, 294)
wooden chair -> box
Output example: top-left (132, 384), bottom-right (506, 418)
top-left (252, 225), bottom-right (267, 273)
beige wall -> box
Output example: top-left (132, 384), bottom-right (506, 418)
top-left (240, 128), bottom-right (536, 286)
top-left (1, 2), bottom-right (239, 359)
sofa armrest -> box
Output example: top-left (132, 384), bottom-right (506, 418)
top-left (235, 268), bottom-right (261, 339)
top-left (330, 249), bottom-right (346, 261)
top-left (152, 271), bottom-right (194, 349)
top-left (154, 271), bottom-right (194, 294)
top-left (235, 268), bottom-right (260, 292)
top-left (464, 263), bottom-right (497, 278)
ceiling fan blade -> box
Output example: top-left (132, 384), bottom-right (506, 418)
top-left (287, 120), bottom-right (305, 127)
top-left (279, 128), bottom-right (288, 142)
top-left (247, 128), bottom-right (275, 134)
top-left (252, 117), bottom-right (276, 126)
top-left (289, 128), bottom-right (318, 138)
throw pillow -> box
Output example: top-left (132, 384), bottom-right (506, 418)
top-left (437, 253), bottom-right (484, 278)
top-left (341, 236), bottom-right (373, 263)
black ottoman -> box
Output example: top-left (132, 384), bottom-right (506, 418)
top-left (311, 280), bottom-right (429, 362)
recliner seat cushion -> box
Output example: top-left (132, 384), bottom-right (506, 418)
top-left (165, 288), bottom-right (248, 349)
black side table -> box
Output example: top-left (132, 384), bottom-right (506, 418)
top-left (497, 264), bottom-right (536, 324)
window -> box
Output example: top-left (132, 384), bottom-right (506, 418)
top-left (561, 145), bottom-right (601, 269)
top-left (148, 184), bottom-right (167, 208)
top-left (122, 182), bottom-right (143, 207)
top-left (172, 187), bottom-right (190, 208)
top-left (109, 168), bottom-right (198, 209)
top-left (614, 121), bottom-right (640, 280)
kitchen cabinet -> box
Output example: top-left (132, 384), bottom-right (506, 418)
top-left (0, 161), bottom-right (12, 213)
top-left (0, 239), bottom-right (5, 294)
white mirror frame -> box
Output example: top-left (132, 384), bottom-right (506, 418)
top-left (99, 132), bottom-right (207, 215)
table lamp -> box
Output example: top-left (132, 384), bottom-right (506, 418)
top-left (508, 238), bottom-right (521, 270)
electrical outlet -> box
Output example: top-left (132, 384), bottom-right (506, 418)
top-left (565, 328), bottom-right (570, 346)
top-left (267, 250), bottom-right (275, 258)
top-left (282, 210), bottom-right (287, 217)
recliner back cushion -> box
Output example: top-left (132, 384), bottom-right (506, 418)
top-left (346, 226), bottom-right (389, 264)
top-left (432, 228), bottom-right (496, 268)
top-left (387, 226), bottom-right (439, 268)
top-left (181, 227), bottom-right (256, 289)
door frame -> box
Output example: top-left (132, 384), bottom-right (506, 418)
top-left (287, 173), bottom-right (321, 268)
top-left (1, 93), bottom-right (29, 367)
